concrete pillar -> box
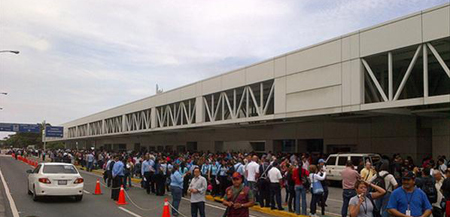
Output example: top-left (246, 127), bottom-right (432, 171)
top-left (151, 107), bottom-right (157, 129)
top-left (195, 96), bottom-right (205, 123)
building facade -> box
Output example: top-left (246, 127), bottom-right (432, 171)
top-left (53, 4), bottom-right (450, 161)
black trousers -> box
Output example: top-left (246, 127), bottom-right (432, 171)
top-left (210, 175), bottom-right (218, 196)
top-left (258, 180), bottom-right (270, 207)
top-left (155, 173), bottom-right (166, 196)
top-left (432, 206), bottom-right (443, 217)
top-left (191, 202), bottom-right (206, 217)
top-left (149, 172), bottom-right (156, 193)
top-left (144, 172), bottom-right (151, 194)
top-left (107, 171), bottom-right (113, 187)
top-left (311, 193), bottom-right (325, 215)
top-left (218, 176), bottom-right (228, 197)
top-left (111, 175), bottom-right (123, 200)
top-left (270, 183), bottom-right (282, 210)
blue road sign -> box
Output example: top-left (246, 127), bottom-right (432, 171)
top-left (45, 126), bottom-right (64, 138)
top-left (18, 124), bottom-right (40, 133)
top-left (0, 123), bottom-right (40, 133)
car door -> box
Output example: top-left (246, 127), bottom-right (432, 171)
top-left (29, 165), bottom-right (41, 191)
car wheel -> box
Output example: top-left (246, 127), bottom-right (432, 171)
top-left (74, 195), bottom-right (83, 202)
top-left (32, 186), bottom-right (39, 201)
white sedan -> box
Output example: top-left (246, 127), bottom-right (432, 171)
top-left (27, 162), bottom-right (84, 201)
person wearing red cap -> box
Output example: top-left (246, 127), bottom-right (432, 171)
top-left (223, 172), bottom-right (255, 217)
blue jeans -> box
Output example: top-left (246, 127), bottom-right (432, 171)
top-left (87, 162), bottom-right (93, 172)
top-left (376, 191), bottom-right (391, 217)
top-left (295, 185), bottom-right (307, 215)
top-left (342, 189), bottom-right (356, 217)
top-left (170, 186), bottom-right (182, 216)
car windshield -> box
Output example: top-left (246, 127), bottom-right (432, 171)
top-left (42, 165), bottom-right (78, 174)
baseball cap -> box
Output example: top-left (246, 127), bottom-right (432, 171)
top-left (402, 171), bottom-right (416, 180)
top-left (232, 172), bottom-right (243, 180)
top-left (318, 159), bottom-right (325, 163)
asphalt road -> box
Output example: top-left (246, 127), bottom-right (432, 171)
top-left (0, 155), bottom-right (279, 217)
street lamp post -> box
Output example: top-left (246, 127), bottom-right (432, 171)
top-left (0, 50), bottom-right (19, 54)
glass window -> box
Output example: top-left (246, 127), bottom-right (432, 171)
top-left (43, 165), bottom-right (77, 174)
top-left (33, 165), bottom-right (41, 173)
top-left (351, 156), bottom-right (363, 167)
top-left (338, 156), bottom-right (348, 166)
top-left (326, 157), bottom-right (336, 166)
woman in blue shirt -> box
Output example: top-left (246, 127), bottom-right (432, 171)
top-left (170, 164), bottom-right (183, 217)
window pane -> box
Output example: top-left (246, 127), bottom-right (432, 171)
top-left (326, 157), bottom-right (336, 166)
top-left (338, 157), bottom-right (347, 166)
top-left (43, 165), bottom-right (77, 174)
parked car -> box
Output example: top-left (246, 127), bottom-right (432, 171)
top-left (325, 153), bottom-right (381, 181)
top-left (27, 162), bottom-right (84, 201)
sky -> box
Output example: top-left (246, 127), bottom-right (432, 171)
top-left (0, 0), bottom-right (449, 139)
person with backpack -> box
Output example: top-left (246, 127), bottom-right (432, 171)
top-left (370, 162), bottom-right (398, 217)
top-left (387, 171), bottom-right (432, 217)
top-left (257, 158), bottom-right (272, 208)
top-left (292, 161), bottom-right (310, 215)
top-left (416, 168), bottom-right (438, 205)
top-left (349, 179), bottom-right (386, 217)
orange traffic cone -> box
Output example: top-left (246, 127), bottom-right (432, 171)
top-left (116, 185), bottom-right (127, 205)
top-left (94, 179), bottom-right (102, 195)
top-left (162, 198), bottom-right (171, 217)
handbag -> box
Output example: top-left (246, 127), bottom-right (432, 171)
top-left (311, 174), bottom-right (324, 195)
top-left (368, 194), bottom-right (381, 217)
top-left (222, 187), bottom-right (244, 217)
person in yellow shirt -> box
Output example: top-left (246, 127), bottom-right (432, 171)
top-left (360, 161), bottom-right (375, 181)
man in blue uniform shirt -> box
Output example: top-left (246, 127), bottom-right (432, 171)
top-left (387, 171), bottom-right (432, 217)
top-left (111, 155), bottom-right (125, 201)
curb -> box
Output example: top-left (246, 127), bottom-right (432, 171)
top-left (205, 195), bottom-right (309, 217)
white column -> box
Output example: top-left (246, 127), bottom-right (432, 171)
top-left (151, 107), bottom-right (157, 129)
top-left (195, 96), bottom-right (205, 123)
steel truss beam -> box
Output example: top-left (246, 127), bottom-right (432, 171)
top-left (362, 41), bottom-right (450, 103)
top-left (203, 81), bottom-right (275, 122)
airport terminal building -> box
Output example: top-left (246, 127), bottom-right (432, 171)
top-left (53, 4), bottom-right (450, 161)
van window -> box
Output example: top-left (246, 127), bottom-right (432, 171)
top-left (326, 156), bottom-right (336, 166)
top-left (351, 156), bottom-right (363, 167)
top-left (338, 156), bottom-right (348, 166)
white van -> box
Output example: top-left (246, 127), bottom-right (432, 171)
top-left (325, 153), bottom-right (381, 181)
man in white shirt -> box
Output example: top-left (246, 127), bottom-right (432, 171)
top-left (268, 161), bottom-right (283, 211)
top-left (245, 155), bottom-right (260, 203)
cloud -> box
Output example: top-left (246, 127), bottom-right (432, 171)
top-left (0, 0), bottom-right (448, 139)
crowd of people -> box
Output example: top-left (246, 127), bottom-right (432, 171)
top-left (10, 148), bottom-right (450, 217)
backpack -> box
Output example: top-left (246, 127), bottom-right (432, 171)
top-left (421, 177), bottom-right (438, 204)
top-left (301, 169), bottom-right (311, 189)
top-left (372, 172), bottom-right (389, 190)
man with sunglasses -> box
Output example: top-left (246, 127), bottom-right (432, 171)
top-left (223, 172), bottom-right (255, 217)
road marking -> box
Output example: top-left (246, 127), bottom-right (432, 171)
top-left (118, 206), bottom-right (142, 217)
top-left (0, 167), bottom-right (20, 217)
top-left (180, 197), bottom-right (260, 217)
top-left (83, 190), bottom-right (91, 194)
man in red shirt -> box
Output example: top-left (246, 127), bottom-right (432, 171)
top-left (340, 160), bottom-right (360, 217)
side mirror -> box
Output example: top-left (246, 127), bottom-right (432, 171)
top-left (26, 169), bottom-right (33, 174)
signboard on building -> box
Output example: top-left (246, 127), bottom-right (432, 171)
top-left (45, 126), bottom-right (64, 138)
top-left (0, 123), bottom-right (40, 133)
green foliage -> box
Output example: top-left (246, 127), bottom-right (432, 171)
top-left (46, 142), bottom-right (65, 149)
top-left (3, 132), bottom-right (42, 148)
